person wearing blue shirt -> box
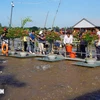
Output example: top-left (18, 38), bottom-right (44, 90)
top-left (29, 30), bottom-right (35, 54)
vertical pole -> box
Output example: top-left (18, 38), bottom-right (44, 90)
top-left (44, 11), bottom-right (49, 29)
top-left (9, 1), bottom-right (14, 51)
top-left (52, 0), bottom-right (62, 30)
top-left (9, 1), bottom-right (14, 28)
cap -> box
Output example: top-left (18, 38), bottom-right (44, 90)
top-left (39, 30), bottom-right (43, 35)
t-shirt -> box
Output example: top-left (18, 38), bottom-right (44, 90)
top-left (1, 32), bottom-right (8, 40)
top-left (38, 34), bottom-right (45, 43)
top-left (23, 36), bottom-right (27, 42)
top-left (97, 40), bottom-right (100, 46)
top-left (97, 31), bottom-right (100, 36)
top-left (30, 34), bottom-right (35, 40)
top-left (63, 35), bottom-right (73, 44)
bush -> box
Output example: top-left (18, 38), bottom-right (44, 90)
top-left (7, 28), bottom-right (28, 39)
top-left (46, 31), bottom-right (61, 42)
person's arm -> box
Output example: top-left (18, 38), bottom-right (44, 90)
top-left (37, 35), bottom-right (40, 38)
top-left (1, 33), bottom-right (5, 40)
top-left (70, 35), bottom-right (73, 44)
top-left (1, 34), bottom-right (3, 40)
top-left (32, 39), bottom-right (35, 42)
top-left (38, 34), bottom-right (45, 40)
top-left (30, 37), bottom-right (34, 42)
top-left (41, 36), bottom-right (46, 40)
top-left (63, 35), bottom-right (66, 45)
top-left (29, 37), bottom-right (32, 41)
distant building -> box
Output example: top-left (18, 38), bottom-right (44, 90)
top-left (73, 18), bottom-right (100, 31)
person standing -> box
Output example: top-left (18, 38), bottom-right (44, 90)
top-left (1, 28), bottom-right (8, 45)
top-left (63, 32), bottom-right (73, 55)
top-left (29, 30), bottom-right (35, 54)
top-left (1, 28), bottom-right (9, 55)
top-left (37, 31), bottom-right (46, 54)
top-left (95, 28), bottom-right (100, 60)
top-left (63, 32), bottom-right (73, 45)
top-left (23, 36), bottom-right (28, 51)
top-left (79, 31), bottom-right (87, 59)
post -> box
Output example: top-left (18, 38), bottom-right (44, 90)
top-left (44, 11), bottom-right (49, 29)
top-left (9, 1), bottom-right (14, 28)
top-left (52, 0), bottom-right (62, 30)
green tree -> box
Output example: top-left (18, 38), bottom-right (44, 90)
top-left (0, 27), bottom-right (3, 35)
top-left (55, 26), bottom-right (60, 32)
top-left (29, 26), bottom-right (39, 31)
top-left (7, 28), bottom-right (28, 50)
top-left (21, 17), bottom-right (32, 28)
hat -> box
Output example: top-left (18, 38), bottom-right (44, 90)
top-left (39, 30), bottom-right (43, 35)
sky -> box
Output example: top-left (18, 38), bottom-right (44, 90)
top-left (0, 0), bottom-right (100, 28)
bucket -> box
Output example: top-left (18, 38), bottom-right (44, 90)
top-left (66, 44), bottom-right (72, 53)
top-left (70, 52), bottom-right (76, 58)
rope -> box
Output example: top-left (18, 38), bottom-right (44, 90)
top-left (52, 0), bottom-right (62, 28)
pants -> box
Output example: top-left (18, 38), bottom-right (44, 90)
top-left (38, 43), bottom-right (44, 52)
top-left (30, 41), bottom-right (34, 53)
top-left (96, 46), bottom-right (100, 60)
top-left (80, 45), bottom-right (86, 58)
top-left (24, 42), bottom-right (27, 51)
top-left (94, 41), bottom-right (100, 60)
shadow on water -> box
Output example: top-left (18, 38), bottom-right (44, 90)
top-left (0, 65), bottom-right (5, 71)
top-left (0, 75), bottom-right (26, 87)
top-left (0, 59), bottom-right (7, 65)
top-left (0, 74), bottom-right (27, 99)
top-left (0, 58), bottom-right (7, 71)
top-left (0, 59), bottom-right (26, 87)
top-left (72, 90), bottom-right (100, 100)
top-left (0, 63), bottom-right (26, 99)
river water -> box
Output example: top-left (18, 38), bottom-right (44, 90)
top-left (0, 56), bottom-right (100, 100)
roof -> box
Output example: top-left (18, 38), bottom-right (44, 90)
top-left (73, 18), bottom-right (99, 28)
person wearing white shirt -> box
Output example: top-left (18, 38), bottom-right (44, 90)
top-left (63, 32), bottom-right (73, 45)
top-left (63, 32), bottom-right (73, 54)
top-left (96, 28), bottom-right (100, 37)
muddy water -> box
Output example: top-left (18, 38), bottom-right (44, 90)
top-left (0, 57), bottom-right (100, 100)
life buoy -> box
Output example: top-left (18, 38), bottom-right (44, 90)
top-left (2, 43), bottom-right (8, 55)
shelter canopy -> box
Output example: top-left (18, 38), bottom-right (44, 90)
top-left (73, 18), bottom-right (96, 28)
